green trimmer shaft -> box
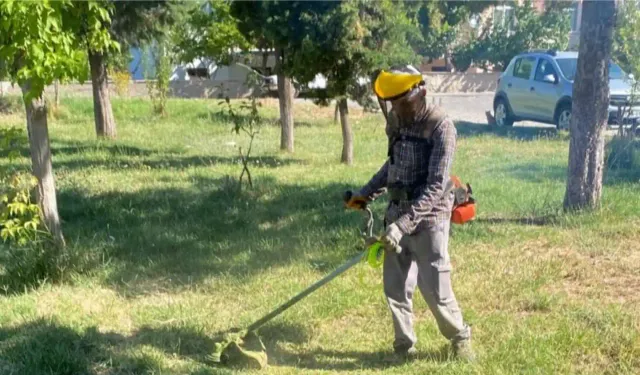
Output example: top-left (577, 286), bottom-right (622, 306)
top-left (212, 208), bottom-right (382, 370)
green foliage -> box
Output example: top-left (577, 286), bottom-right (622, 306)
top-left (453, 0), bottom-right (570, 71)
top-left (0, 126), bottom-right (24, 160)
top-left (613, 0), bottom-right (640, 77)
top-left (173, 0), bottom-right (250, 65)
top-left (607, 136), bottom-right (640, 171)
top-left (110, 1), bottom-right (185, 49)
top-left (0, 95), bottom-right (24, 115)
top-left (414, 1), bottom-right (489, 59)
top-left (107, 48), bottom-right (132, 73)
top-left (217, 72), bottom-right (264, 189)
top-left (0, 0), bottom-right (118, 100)
top-left (0, 172), bottom-right (42, 246)
top-left (145, 40), bottom-right (171, 116)
top-left (0, 127), bottom-right (42, 247)
top-left (110, 70), bottom-right (131, 98)
top-left (288, 0), bottom-right (421, 103)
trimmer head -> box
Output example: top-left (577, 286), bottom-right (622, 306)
top-left (212, 330), bottom-right (268, 370)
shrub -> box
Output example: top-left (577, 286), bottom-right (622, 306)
top-left (111, 70), bottom-right (131, 97)
top-left (606, 136), bottom-right (640, 171)
top-left (0, 95), bottom-right (24, 115)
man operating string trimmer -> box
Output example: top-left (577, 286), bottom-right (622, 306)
top-left (344, 65), bottom-right (476, 363)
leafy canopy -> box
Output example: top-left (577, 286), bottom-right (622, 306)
top-left (0, 0), bottom-right (118, 99)
top-left (288, 0), bottom-right (421, 107)
top-left (453, 0), bottom-right (570, 71)
top-left (174, 0), bottom-right (250, 65)
top-left (613, 0), bottom-right (640, 77)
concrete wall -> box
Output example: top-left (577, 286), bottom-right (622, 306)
top-left (423, 72), bottom-right (499, 94)
top-left (0, 80), bottom-right (256, 99)
top-left (1, 72), bottom-right (499, 100)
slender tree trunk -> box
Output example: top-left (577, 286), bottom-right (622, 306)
top-left (261, 50), bottom-right (269, 75)
top-left (275, 47), bottom-right (294, 153)
top-left (89, 50), bottom-right (117, 139)
top-left (54, 80), bottom-right (60, 108)
top-left (339, 98), bottom-right (353, 165)
top-left (564, 0), bottom-right (617, 211)
top-left (20, 83), bottom-right (65, 247)
top-left (444, 47), bottom-right (454, 72)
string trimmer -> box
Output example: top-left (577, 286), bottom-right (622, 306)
top-left (211, 207), bottom-right (385, 370)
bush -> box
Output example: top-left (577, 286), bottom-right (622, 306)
top-left (0, 172), bottom-right (42, 246)
top-left (606, 136), bottom-right (640, 171)
top-left (144, 40), bottom-right (171, 117)
top-left (1, 127), bottom-right (43, 248)
top-left (111, 70), bottom-right (131, 97)
top-left (452, 41), bottom-right (476, 72)
top-left (0, 95), bottom-right (24, 115)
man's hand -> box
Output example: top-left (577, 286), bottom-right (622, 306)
top-left (343, 190), bottom-right (368, 210)
top-left (381, 223), bottom-right (403, 254)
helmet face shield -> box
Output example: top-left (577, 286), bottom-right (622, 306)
top-left (371, 65), bottom-right (424, 121)
top-left (373, 70), bottom-right (424, 101)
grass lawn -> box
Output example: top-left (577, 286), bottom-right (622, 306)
top-left (1, 96), bottom-right (639, 375)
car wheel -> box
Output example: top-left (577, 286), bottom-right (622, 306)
top-left (494, 98), bottom-right (514, 127)
top-left (555, 104), bottom-right (572, 131)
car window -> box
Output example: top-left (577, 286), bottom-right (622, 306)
top-left (513, 56), bottom-right (536, 80)
top-left (534, 59), bottom-right (557, 82)
top-left (556, 58), bottom-right (626, 81)
top-left (609, 62), bottom-right (626, 80)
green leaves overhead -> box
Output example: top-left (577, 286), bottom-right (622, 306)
top-left (613, 0), bottom-right (640, 77)
top-left (174, 0), bottom-right (250, 65)
top-left (0, 0), bottom-right (118, 100)
top-left (287, 0), bottom-right (421, 100)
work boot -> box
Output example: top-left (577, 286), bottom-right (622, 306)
top-left (452, 339), bottom-right (476, 362)
top-left (383, 346), bottom-right (418, 364)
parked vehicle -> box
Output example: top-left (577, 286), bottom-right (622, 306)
top-left (493, 50), bottom-right (639, 129)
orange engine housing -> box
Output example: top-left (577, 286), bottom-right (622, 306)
top-left (451, 202), bottom-right (476, 225)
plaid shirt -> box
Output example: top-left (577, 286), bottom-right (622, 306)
top-left (359, 112), bottom-right (456, 234)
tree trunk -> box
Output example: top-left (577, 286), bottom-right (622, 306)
top-left (275, 47), bottom-right (294, 153)
top-left (564, 0), bottom-right (617, 211)
top-left (20, 83), bottom-right (65, 247)
top-left (262, 50), bottom-right (269, 75)
top-left (54, 80), bottom-right (60, 108)
top-left (89, 50), bottom-right (117, 139)
top-left (444, 47), bottom-right (454, 72)
top-left (339, 98), bottom-right (353, 165)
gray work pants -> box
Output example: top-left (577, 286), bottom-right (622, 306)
top-left (383, 220), bottom-right (470, 351)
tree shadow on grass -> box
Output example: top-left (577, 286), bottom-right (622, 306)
top-left (0, 176), bottom-right (374, 296)
top-left (0, 318), bottom-right (238, 375)
top-left (455, 121), bottom-right (563, 141)
top-left (1, 317), bottom-right (450, 373)
top-left (500, 161), bottom-right (640, 186)
top-left (2, 139), bottom-right (306, 172)
top-left (53, 153), bottom-right (305, 171)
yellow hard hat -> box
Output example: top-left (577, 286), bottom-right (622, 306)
top-left (373, 65), bottom-right (424, 101)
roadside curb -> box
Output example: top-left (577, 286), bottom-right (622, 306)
top-left (428, 92), bottom-right (495, 97)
